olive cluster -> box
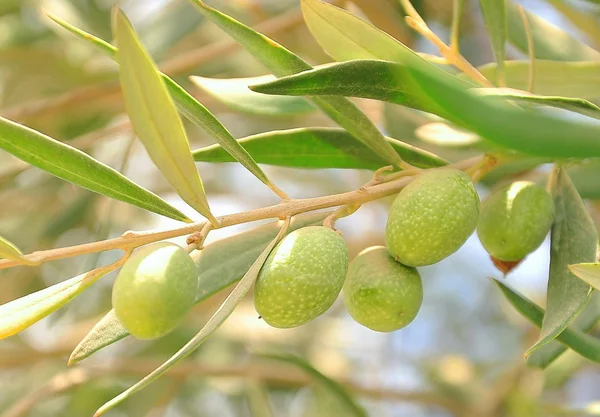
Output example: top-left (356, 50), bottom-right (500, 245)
top-left (110, 169), bottom-right (555, 339)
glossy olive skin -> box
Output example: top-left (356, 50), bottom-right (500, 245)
top-left (478, 181), bottom-right (555, 262)
top-left (112, 242), bottom-right (198, 340)
top-left (343, 246), bottom-right (423, 332)
top-left (254, 226), bottom-right (349, 328)
top-left (385, 169), bottom-right (480, 267)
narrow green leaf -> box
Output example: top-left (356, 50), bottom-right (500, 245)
top-left (300, 0), bottom-right (427, 66)
top-left (188, 0), bottom-right (405, 169)
top-left (193, 128), bottom-right (448, 170)
top-left (527, 169), bottom-right (598, 355)
top-left (189, 75), bottom-right (314, 116)
top-left (474, 88), bottom-right (600, 120)
top-left (68, 310), bottom-right (129, 365)
top-left (570, 263), bottom-right (600, 290)
top-left (95, 218), bottom-right (292, 416)
top-left (250, 59), bottom-right (460, 117)
top-left (68, 212), bottom-right (330, 364)
top-left (261, 354), bottom-right (367, 417)
top-left (0, 116), bottom-right (189, 222)
top-left (476, 60), bottom-right (600, 99)
top-left (406, 63), bottom-right (600, 158)
top-left (47, 13), bottom-right (283, 196)
top-left (252, 60), bottom-right (600, 120)
top-left (0, 262), bottom-right (118, 339)
top-left (0, 236), bottom-right (23, 261)
top-left (568, 161), bottom-right (600, 199)
top-left (493, 279), bottom-right (600, 363)
top-left (478, 0), bottom-right (507, 85)
top-left (114, 10), bottom-right (215, 223)
top-left (527, 293), bottom-right (600, 368)
top-left (297, 0), bottom-right (478, 117)
top-left (506, 1), bottom-right (600, 61)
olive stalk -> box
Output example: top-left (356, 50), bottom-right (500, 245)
top-left (0, 156), bottom-right (482, 271)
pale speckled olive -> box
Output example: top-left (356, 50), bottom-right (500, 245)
top-left (385, 169), bottom-right (480, 267)
top-left (112, 242), bottom-right (198, 340)
top-left (478, 181), bottom-right (555, 262)
top-left (343, 246), bottom-right (423, 332)
top-left (253, 226), bottom-right (349, 328)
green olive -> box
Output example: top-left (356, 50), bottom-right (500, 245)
top-left (254, 226), bottom-right (348, 328)
top-left (386, 169), bottom-right (480, 267)
top-left (478, 181), bottom-right (555, 262)
top-left (112, 242), bottom-right (198, 340)
top-left (343, 246), bottom-right (423, 332)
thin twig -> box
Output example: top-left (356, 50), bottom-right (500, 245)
top-left (323, 204), bottom-right (361, 231)
top-left (185, 221), bottom-right (213, 253)
top-left (0, 157), bottom-right (483, 271)
top-left (399, 0), bottom-right (492, 87)
top-left (518, 5), bottom-right (536, 93)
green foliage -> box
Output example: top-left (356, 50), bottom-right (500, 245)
top-left (0, 116), bottom-right (189, 222)
top-left (189, 74), bottom-right (315, 116)
top-left (0, 235), bottom-right (23, 261)
top-left (190, 0), bottom-right (405, 168)
top-left (193, 127), bottom-right (448, 170)
top-left (114, 10), bottom-right (214, 222)
top-left (527, 169), bottom-right (598, 356)
top-left (478, 0), bottom-right (507, 84)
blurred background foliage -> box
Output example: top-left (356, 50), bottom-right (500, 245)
top-left (1, 0), bottom-right (600, 416)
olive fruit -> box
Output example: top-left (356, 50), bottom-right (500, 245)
top-left (254, 226), bottom-right (349, 328)
top-left (112, 242), bottom-right (198, 340)
top-left (477, 181), bottom-right (554, 262)
top-left (343, 246), bottom-right (423, 332)
top-left (385, 169), bottom-right (480, 267)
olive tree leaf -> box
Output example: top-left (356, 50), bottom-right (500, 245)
top-left (260, 353), bottom-right (367, 417)
top-left (46, 13), bottom-right (285, 202)
top-left (68, 212), bottom-right (329, 365)
top-left (0, 260), bottom-right (121, 339)
top-left (493, 279), bottom-right (600, 363)
top-left (473, 88), bottom-right (600, 120)
top-left (250, 59), bottom-right (458, 117)
top-left (527, 292), bottom-right (600, 368)
top-left (251, 60), bottom-right (600, 120)
top-left (478, 0), bottom-right (507, 85)
top-left (0, 236), bottom-right (23, 261)
top-left (476, 60), bottom-right (600, 99)
top-left (0, 116), bottom-right (189, 222)
top-left (193, 127), bottom-right (448, 170)
top-left (569, 161), bottom-right (600, 199)
top-left (187, 0), bottom-right (405, 169)
top-left (297, 0), bottom-right (475, 117)
top-left (94, 218), bottom-right (292, 416)
top-left (526, 169), bottom-right (598, 356)
top-left (506, 1), bottom-right (600, 61)
top-left (114, 10), bottom-right (215, 224)
top-left (189, 75), bottom-right (314, 116)
top-left (300, 0), bottom-right (426, 65)
top-left (68, 309), bottom-right (129, 365)
top-left (569, 263), bottom-right (600, 290)
top-left (406, 63), bottom-right (600, 158)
